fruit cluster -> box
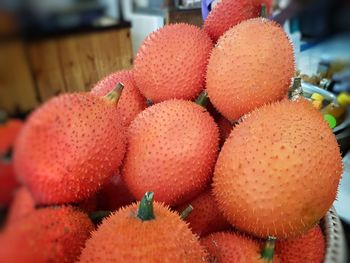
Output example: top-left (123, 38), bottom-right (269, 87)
top-left (0, 1), bottom-right (342, 262)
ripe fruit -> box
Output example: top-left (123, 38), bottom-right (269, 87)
top-left (0, 118), bottom-right (23, 156)
top-left (0, 160), bottom-right (18, 207)
top-left (276, 225), bottom-right (325, 263)
top-left (213, 99), bottom-right (342, 238)
top-left (91, 70), bottom-right (147, 127)
top-left (79, 192), bottom-right (207, 262)
top-left (176, 189), bottom-right (230, 237)
top-left (0, 206), bottom-right (94, 263)
top-left (123, 100), bottom-right (219, 206)
top-left (14, 86), bottom-right (126, 205)
top-left (203, 0), bottom-right (273, 42)
top-left (201, 232), bottom-right (279, 263)
top-left (96, 171), bottom-right (135, 211)
top-left (206, 18), bottom-right (295, 120)
top-left (6, 186), bottom-right (35, 224)
top-left (134, 23), bottom-right (212, 103)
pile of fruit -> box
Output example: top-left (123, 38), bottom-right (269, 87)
top-left (0, 0), bottom-right (343, 262)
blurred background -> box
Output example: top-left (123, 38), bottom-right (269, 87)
top-left (0, 0), bottom-right (350, 251)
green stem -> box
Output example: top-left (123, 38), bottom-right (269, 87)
top-left (260, 4), bottom-right (267, 18)
top-left (260, 237), bottom-right (276, 262)
top-left (104, 82), bottom-right (124, 104)
top-left (137, 192), bottom-right (155, 221)
top-left (88, 210), bottom-right (111, 225)
top-left (180, 205), bottom-right (193, 220)
top-left (195, 91), bottom-right (209, 108)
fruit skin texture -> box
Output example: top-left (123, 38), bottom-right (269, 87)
top-left (79, 201), bottom-right (207, 263)
top-left (96, 171), bottom-right (135, 211)
top-left (0, 119), bottom-right (23, 155)
top-left (91, 70), bottom-right (146, 127)
top-left (14, 93), bottom-right (126, 205)
top-left (275, 225), bottom-right (325, 263)
top-left (123, 100), bottom-right (219, 206)
top-left (176, 189), bottom-right (230, 237)
top-left (213, 99), bottom-right (342, 238)
top-left (134, 23), bottom-right (212, 103)
top-left (206, 18), bottom-right (295, 120)
top-left (0, 206), bottom-right (94, 263)
top-left (201, 232), bottom-right (279, 263)
top-left (0, 161), bottom-right (18, 207)
top-left (6, 186), bottom-right (35, 224)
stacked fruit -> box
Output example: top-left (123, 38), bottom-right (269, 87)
top-left (0, 1), bottom-right (343, 262)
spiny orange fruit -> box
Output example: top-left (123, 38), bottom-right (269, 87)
top-left (0, 118), bottom-right (23, 156)
top-left (206, 18), bottom-right (295, 121)
top-left (0, 160), bottom-right (18, 207)
top-left (203, 0), bottom-right (273, 42)
top-left (123, 99), bottom-right (219, 206)
top-left (79, 192), bottom-right (207, 263)
top-left (213, 99), bottom-right (342, 239)
top-left (134, 23), bottom-right (212, 103)
top-left (201, 232), bottom-right (279, 263)
top-left (96, 171), bottom-right (135, 212)
top-left (91, 70), bottom-right (147, 127)
top-left (176, 188), bottom-right (230, 237)
top-left (6, 186), bottom-right (35, 224)
top-left (0, 206), bottom-right (94, 263)
top-left (217, 115), bottom-right (233, 146)
top-left (14, 86), bottom-right (126, 205)
top-left (276, 225), bottom-right (325, 263)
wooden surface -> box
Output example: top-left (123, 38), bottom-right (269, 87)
top-left (0, 27), bottom-right (133, 115)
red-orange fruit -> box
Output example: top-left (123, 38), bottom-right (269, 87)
top-left (0, 119), bottom-right (23, 156)
top-left (176, 189), bottom-right (230, 237)
top-left (91, 70), bottom-right (146, 127)
top-left (276, 225), bottom-right (325, 263)
top-left (133, 23), bottom-right (212, 103)
top-left (201, 232), bottom-right (279, 263)
top-left (6, 186), bottom-right (35, 224)
top-left (217, 115), bottom-right (233, 146)
top-left (0, 206), bottom-right (94, 263)
top-left (123, 100), bottom-right (219, 206)
top-left (206, 18), bottom-right (295, 120)
top-left (0, 161), bottom-right (18, 207)
top-left (213, 99), bottom-right (342, 238)
top-left (79, 193), bottom-right (207, 262)
top-left (203, 0), bottom-right (273, 42)
top-left (14, 92), bottom-right (126, 205)
top-left (97, 171), bottom-right (135, 211)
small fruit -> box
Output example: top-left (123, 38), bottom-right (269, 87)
top-left (134, 23), bottom-right (212, 102)
top-left (203, 0), bottom-right (273, 42)
top-left (14, 86), bottom-right (126, 205)
top-left (96, 171), bottom-right (135, 211)
top-left (0, 206), bottom-right (94, 263)
top-left (201, 232), bottom-right (279, 263)
top-left (276, 225), bottom-right (325, 263)
top-left (213, 99), bottom-right (342, 238)
top-left (91, 70), bottom-right (147, 127)
top-left (176, 189), bottom-right (230, 237)
top-left (123, 100), bottom-right (219, 206)
top-left (0, 160), bottom-right (18, 207)
top-left (79, 192), bottom-right (207, 262)
top-left (6, 186), bottom-right (35, 224)
top-left (206, 18), bottom-right (295, 120)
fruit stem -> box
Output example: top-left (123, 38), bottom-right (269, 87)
top-left (137, 192), bottom-right (155, 221)
top-left (195, 91), bottom-right (209, 107)
top-left (104, 82), bottom-right (124, 104)
top-left (260, 4), bottom-right (267, 18)
top-left (180, 205), bottom-right (193, 220)
top-left (88, 210), bottom-right (111, 225)
top-left (260, 236), bottom-right (276, 262)
top-left (288, 77), bottom-right (303, 101)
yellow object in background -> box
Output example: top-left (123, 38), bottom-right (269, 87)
top-left (311, 93), bottom-right (324, 110)
top-left (321, 93), bottom-right (350, 126)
